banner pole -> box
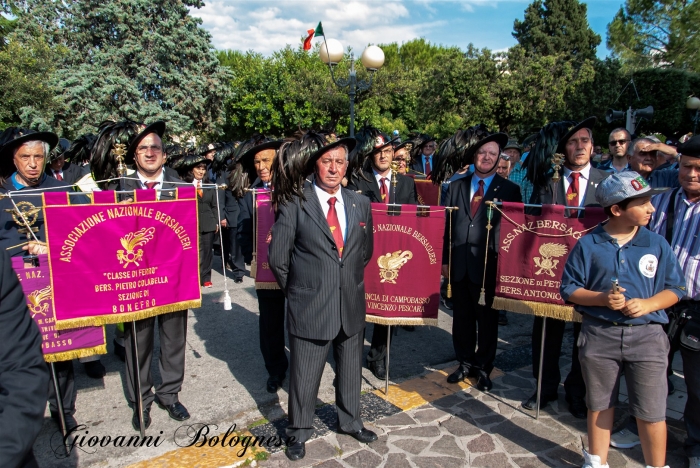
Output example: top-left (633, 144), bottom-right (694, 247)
top-left (50, 363), bottom-right (67, 436)
top-left (384, 325), bottom-right (391, 395)
top-left (131, 321), bottom-right (146, 437)
top-left (214, 187), bottom-right (232, 310)
top-left (535, 317), bottom-right (546, 420)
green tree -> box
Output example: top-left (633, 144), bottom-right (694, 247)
top-left (14, 0), bottom-right (230, 139)
top-left (513, 0), bottom-right (601, 61)
top-left (607, 0), bottom-right (700, 72)
top-left (0, 37), bottom-right (59, 129)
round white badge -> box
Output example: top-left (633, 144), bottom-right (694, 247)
top-left (639, 254), bottom-right (658, 278)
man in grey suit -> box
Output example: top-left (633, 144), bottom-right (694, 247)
top-left (523, 117), bottom-right (610, 419)
top-left (108, 122), bottom-right (191, 431)
top-left (269, 136), bottom-right (377, 461)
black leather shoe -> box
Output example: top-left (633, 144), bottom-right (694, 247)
top-left (522, 392), bottom-right (558, 411)
top-left (402, 325), bottom-right (415, 332)
top-left (267, 374), bottom-right (285, 393)
top-left (83, 360), bottom-right (106, 379)
top-left (475, 370), bottom-right (493, 392)
top-left (368, 361), bottom-right (386, 380)
top-left (131, 407), bottom-right (151, 431)
top-left (234, 277), bottom-right (243, 284)
top-left (498, 311), bottom-right (508, 326)
top-left (566, 395), bottom-right (587, 419)
top-left (338, 427), bottom-right (378, 444)
top-left (113, 339), bottom-right (126, 361)
top-left (447, 365), bottom-right (471, 384)
top-left (668, 376), bottom-right (675, 396)
top-left (441, 297), bottom-right (453, 310)
top-left (51, 412), bottom-right (78, 432)
top-left (156, 399), bottom-right (190, 421)
top-left (286, 441), bottom-right (306, 460)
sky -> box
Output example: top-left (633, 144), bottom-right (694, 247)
top-left (191, 0), bottom-right (624, 59)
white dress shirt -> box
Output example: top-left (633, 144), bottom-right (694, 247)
top-left (470, 173), bottom-right (496, 202)
top-left (373, 169), bottom-right (391, 200)
top-left (314, 182), bottom-right (347, 241)
top-left (137, 170), bottom-right (165, 200)
top-left (562, 164), bottom-right (591, 207)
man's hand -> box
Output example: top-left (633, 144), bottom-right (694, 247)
top-left (221, 219), bottom-right (227, 228)
top-left (621, 298), bottom-right (651, 318)
top-left (604, 286), bottom-right (626, 310)
top-left (22, 242), bottom-right (47, 255)
top-left (119, 198), bottom-right (133, 204)
top-left (441, 264), bottom-right (449, 278)
top-left (639, 142), bottom-right (677, 157)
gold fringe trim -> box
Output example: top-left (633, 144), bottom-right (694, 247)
top-left (255, 281), bottom-right (280, 290)
top-left (250, 258), bottom-right (257, 278)
top-left (365, 315), bottom-right (439, 326)
top-left (43, 344), bottom-right (107, 363)
top-left (54, 300), bottom-right (202, 330)
top-left (492, 297), bottom-right (582, 323)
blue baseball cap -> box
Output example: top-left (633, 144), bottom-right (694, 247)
top-left (595, 171), bottom-right (670, 208)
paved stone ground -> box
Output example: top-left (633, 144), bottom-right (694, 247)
top-left (259, 366), bottom-right (689, 468)
top-left (28, 255), bottom-right (690, 467)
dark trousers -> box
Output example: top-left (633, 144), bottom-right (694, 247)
top-left (199, 231), bottom-right (214, 284)
top-left (223, 227), bottom-right (246, 280)
top-left (682, 346), bottom-right (700, 457)
top-left (452, 277), bottom-right (499, 374)
top-left (531, 317), bottom-right (585, 399)
top-left (47, 360), bottom-right (76, 415)
top-left (124, 311), bottom-right (187, 408)
top-left (287, 328), bottom-right (364, 443)
top-left (366, 324), bottom-right (389, 364)
top-left (257, 289), bottom-right (288, 377)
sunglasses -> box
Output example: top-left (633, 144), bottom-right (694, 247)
top-left (608, 139), bottom-right (629, 146)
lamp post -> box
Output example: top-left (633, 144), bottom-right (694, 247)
top-left (320, 39), bottom-right (385, 137)
top-left (688, 96), bottom-right (700, 135)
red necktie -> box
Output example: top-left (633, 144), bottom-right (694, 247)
top-left (471, 180), bottom-right (484, 215)
top-left (566, 173), bottom-right (580, 207)
top-left (327, 198), bottom-right (344, 257)
top-left (145, 181), bottom-right (159, 190)
top-left (55, 171), bottom-right (63, 181)
top-left (379, 177), bottom-right (388, 204)
top-left (425, 156), bottom-right (431, 176)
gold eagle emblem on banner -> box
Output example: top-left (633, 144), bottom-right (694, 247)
top-left (117, 227), bottom-right (156, 268)
top-left (377, 250), bottom-right (413, 284)
top-left (533, 243), bottom-right (568, 277)
top-left (28, 285), bottom-right (52, 317)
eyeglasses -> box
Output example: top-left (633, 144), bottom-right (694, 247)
top-left (608, 139), bottom-right (630, 147)
top-left (136, 145), bottom-right (163, 155)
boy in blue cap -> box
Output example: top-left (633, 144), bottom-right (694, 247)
top-left (560, 171), bottom-right (686, 468)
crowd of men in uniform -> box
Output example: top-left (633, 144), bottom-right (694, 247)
top-left (0, 116), bottom-right (698, 467)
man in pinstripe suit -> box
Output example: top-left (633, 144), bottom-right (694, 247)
top-left (269, 137), bottom-right (377, 461)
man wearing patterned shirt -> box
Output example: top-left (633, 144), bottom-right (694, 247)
top-left (647, 135), bottom-right (700, 468)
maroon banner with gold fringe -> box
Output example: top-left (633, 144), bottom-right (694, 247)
top-left (492, 202), bottom-right (605, 322)
top-left (253, 190), bottom-right (279, 289)
top-left (12, 255), bottom-right (106, 362)
top-left (364, 203), bottom-right (445, 326)
top-left (413, 179), bottom-right (440, 206)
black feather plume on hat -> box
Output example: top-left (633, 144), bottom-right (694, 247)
top-left (49, 138), bottom-right (71, 162)
top-left (525, 120), bottom-right (577, 189)
top-left (352, 124), bottom-right (386, 181)
top-left (165, 144), bottom-right (187, 171)
top-left (90, 120), bottom-right (142, 189)
top-left (228, 135), bottom-right (275, 199)
top-left (272, 131), bottom-right (327, 206)
top-left (432, 124), bottom-right (490, 184)
top-left (63, 134), bottom-right (96, 165)
top-left (212, 142), bottom-right (237, 174)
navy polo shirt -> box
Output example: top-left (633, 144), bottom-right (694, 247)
top-left (560, 224), bottom-right (686, 325)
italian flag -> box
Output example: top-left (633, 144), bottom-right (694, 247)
top-left (303, 21), bottom-right (324, 51)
